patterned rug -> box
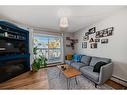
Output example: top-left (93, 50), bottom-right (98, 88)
top-left (47, 66), bottom-right (114, 90)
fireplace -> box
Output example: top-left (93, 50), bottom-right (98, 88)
top-left (0, 59), bottom-right (29, 83)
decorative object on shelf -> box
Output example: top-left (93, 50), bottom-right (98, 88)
top-left (95, 39), bottom-right (100, 42)
top-left (90, 43), bottom-right (97, 49)
top-left (4, 32), bottom-right (8, 37)
top-left (88, 27), bottom-right (96, 35)
top-left (83, 35), bottom-right (89, 41)
top-left (66, 37), bottom-right (78, 50)
top-left (89, 38), bottom-right (94, 43)
top-left (82, 42), bottom-right (87, 48)
top-left (61, 65), bottom-right (66, 71)
top-left (66, 37), bottom-right (70, 40)
top-left (96, 27), bottom-right (114, 38)
top-left (66, 44), bottom-right (71, 47)
top-left (101, 39), bottom-right (108, 44)
top-left (0, 26), bottom-right (2, 29)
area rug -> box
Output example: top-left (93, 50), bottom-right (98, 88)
top-left (47, 66), bottom-right (114, 90)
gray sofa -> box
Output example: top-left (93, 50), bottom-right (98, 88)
top-left (65, 55), bottom-right (113, 86)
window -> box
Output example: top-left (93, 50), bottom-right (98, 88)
top-left (33, 34), bottom-right (62, 64)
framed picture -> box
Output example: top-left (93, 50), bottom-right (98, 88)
top-left (66, 37), bottom-right (70, 40)
top-left (82, 42), bottom-right (87, 48)
top-left (95, 39), bottom-right (100, 42)
top-left (102, 29), bottom-right (108, 37)
top-left (83, 35), bottom-right (89, 41)
top-left (95, 31), bottom-right (100, 38)
top-left (96, 27), bottom-right (114, 38)
top-left (101, 39), bottom-right (108, 44)
top-left (85, 32), bottom-right (89, 36)
top-left (96, 30), bottom-right (103, 38)
top-left (88, 27), bottom-right (96, 35)
top-left (107, 27), bottom-right (113, 36)
top-left (90, 43), bottom-right (97, 49)
top-left (66, 44), bottom-right (71, 47)
top-left (89, 38), bottom-right (94, 43)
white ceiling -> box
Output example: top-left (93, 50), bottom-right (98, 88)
top-left (0, 6), bottom-right (126, 32)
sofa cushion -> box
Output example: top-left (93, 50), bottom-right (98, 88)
top-left (65, 60), bottom-right (74, 65)
top-left (93, 61), bottom-right (108, 73)
top-left (73, 54), bottom-right (82, 62)
top-left (80, 55), bottom-right (91, 66)
top-left (71, 62), bottom-right (86, 70)
top-left (90, 57), bottom-right (111, 67)
top-left (80, 66), bottom-right (99, 81)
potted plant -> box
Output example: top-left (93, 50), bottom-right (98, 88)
top-left (32, 45), bottom-right (47, 72)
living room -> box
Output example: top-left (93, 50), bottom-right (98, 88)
top-left (0, 5), bottom-right (127, 91)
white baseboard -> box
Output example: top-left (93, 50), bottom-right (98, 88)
top-left (111, 75), bottom-right (127, 87)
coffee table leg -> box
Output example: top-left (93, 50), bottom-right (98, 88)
top-left (67, 78), bottom-right (70, 89)
top-left (75, 77), bottom-right (78, 85)
top-left (59, 70), bottom-right (61, 77)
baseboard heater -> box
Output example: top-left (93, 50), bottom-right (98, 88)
top-left (112, 76), bottom-right (127, 83)
top-left (112, 76), bottom-right (127, 87)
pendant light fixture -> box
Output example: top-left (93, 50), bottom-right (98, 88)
top-left (59, 17), bottom-right (69, 28)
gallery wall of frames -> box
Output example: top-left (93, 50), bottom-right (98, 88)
top-left (82, 27), bottom-right (114, 49)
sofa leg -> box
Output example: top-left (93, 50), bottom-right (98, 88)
top-left (95, 83), bottom-right (97, 88)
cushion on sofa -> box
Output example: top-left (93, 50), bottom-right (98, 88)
top-left (93, 61), bottom-right (108, 73)
top-left (73, 54), bottom-right (82, 62)
top-left (90, 57), bottom-right (111, 67)
top-left (80, 55), bottom-right (91, 66)
top-left (71, 62), bottom-right (85, 70)
top-left (80, 66), bottom-right (99, 82)
top-left (71, 62), bottom-right (86, 70)
top-left (65, 60), bottom-right (74, 65)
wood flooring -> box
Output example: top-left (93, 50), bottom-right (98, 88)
top-left (0, 67), bottom-right (126, 89)
top-left (0, 68), bottom-right (49, 89)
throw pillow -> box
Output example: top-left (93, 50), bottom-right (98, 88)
top-left (93, 61), bottom-right (108, 73)
top-left (73, 54), bottom-right (82, 62)
top-left (66, 54), bottom-right (73, 60)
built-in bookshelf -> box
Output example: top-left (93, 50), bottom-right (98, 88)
top-left (0, 21), bottom-right (30, 83)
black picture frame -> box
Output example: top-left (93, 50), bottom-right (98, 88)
top-left (102, 29), bottom-right (108, 37)
top-left (90, 43), bottom-right (97, 49)
top-left (101, 39), bottom-right (108, 44)
top-left (96, 27), bottom-right (114, 38)
top-left (88, 27), bottom-right (96, 35)
top-left (89, 38), bottom-right (94, 43)
top-left (85, 32), bottom-right (89, 36)
top-left (107, 27), bottom-right (113, 36)
top-left (83, 35), bottom-right (89, 41)
top-left (82, 42), bottom-right (87, 48)
top-left (95, 39), bottom-right (100, 42)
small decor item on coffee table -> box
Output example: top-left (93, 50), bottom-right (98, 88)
top-left (57, 64), bottom-right (80, 89)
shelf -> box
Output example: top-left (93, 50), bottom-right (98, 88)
top-left (0, 21), bottom-right (28, 33)
top-left (0, 35), bottom-right (26, 41)
top-left (0, 28), bottom-right (20, 35)
top-left (0, 53), bottom-right (30, 61)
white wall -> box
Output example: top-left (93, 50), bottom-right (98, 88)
top-left (74, 9), bottom-right (127, 85)
top-left (63, 32), bottom-right (74, 56)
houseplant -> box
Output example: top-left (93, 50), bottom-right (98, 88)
top-left (32, 45), bottom-right (47, 72)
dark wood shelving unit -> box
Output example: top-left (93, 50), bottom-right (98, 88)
top-left (0, 21), bottom-right (30, 83)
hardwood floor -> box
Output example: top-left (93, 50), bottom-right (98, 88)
top-left (105, 79), bottom-right (126, 89)
top-left (0, 67), bottom-right (126, 89)
top-left (0, 68), bottom-right (49, 89)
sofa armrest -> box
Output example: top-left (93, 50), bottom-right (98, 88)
top-left (98, 63), bottom-right (113, 84)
